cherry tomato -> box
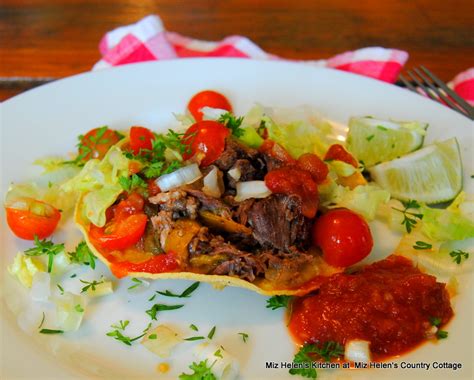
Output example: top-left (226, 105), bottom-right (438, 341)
top-left (110, 253), bottom-right (179, 278)
top-left (313, 209), bottom-right (373, 267)
top-left (78, 127), bottom-right (122, 161)
top-left (129, 126), bottom-right (155, 155)
top-left (182, 120), bottom-right (230, 166)
top-left (324, 144), bottom-right (358, 168)
top-left (111, 192), bottom-right (144, 220)
top-left (5, 198), bottom-right (61, 240)
top-left (297, 153), bottom-right (329, 184)
top-left (187, 90), bottom-right (232, 122)
top-left (90, 214), bottom-right (147, 251)
top-left (265, 168), bottom-right (319, 218)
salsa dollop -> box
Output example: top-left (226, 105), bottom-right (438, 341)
top-left (288, 255), bottom-right (453, 359)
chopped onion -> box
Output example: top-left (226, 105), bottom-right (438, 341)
top-left (83, 281), bottom-right (113, 298)
top-left (55, 292), bottom-right (86, 332)
top-left (194, 343), bottom-right (239, 380)
top-left (30, 272), bottom-right (51, 302)
top-left (235, 181), bottom-right (272, 202)
top-left (156, 163), bottom-right (202, 192)
top-left (203, 166), bottom-right (224, 198)
top-left (200, 106), bottom-right (228, 121)
top-left (228, 167), bottom-right (241, 181)
top-left (344, 340), bottom-right (371, 362)
top-left (141, 325), bottom-right (182, 358)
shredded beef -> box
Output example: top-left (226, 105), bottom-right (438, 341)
top-left (149, 189), bottom-right (198, 219)
top-left (185, 188), bottom-right (232, 218)
top-left (247, 194), bottom-right (311, 251)
top-left (150, 210), bottom-right (174, 249)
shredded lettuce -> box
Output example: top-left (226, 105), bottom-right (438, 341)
top-left (62, 146), bottom-right (130, 226)
top-left (421, 197), bottom-right (474, 241)
top-left (263, 106), bottom-right (338, 158)
top-left (327, 160), bottom-right (358, 178)
top-left (320, 181), bottom-right (390, 221)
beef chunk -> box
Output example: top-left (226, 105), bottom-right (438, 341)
top-left (247, 194), bottom-right (310, 251)
top-left (214, 138), bottom-right (264, 171)
top-left (263, 153), bottom-right (286, 171)
top-left (212, 252), bottom-right (264, 282)
top-left (227, 159), bottom-right (263, 188)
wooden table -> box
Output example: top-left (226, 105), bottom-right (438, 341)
top-left (1, 0), bottom-right (473, 101)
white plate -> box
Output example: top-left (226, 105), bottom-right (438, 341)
top-left (1, 59), bottom-right (473, 380)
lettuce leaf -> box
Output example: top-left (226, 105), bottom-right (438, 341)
top-left (61, 146), bottom-right (130, 226)
top-left (8, 252), bottom-right (45, 288)
top-left (320, 181), bottom-right (390, 221)
top-left (264, 106), bottom-right (338, 158)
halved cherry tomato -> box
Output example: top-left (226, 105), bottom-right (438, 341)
top-left (110, 192), bottom-right (144, 220)
top-left (182, 120), bottom-right (230, 166)
top-left (110, 253), bottom-right (179, 278)
top-left (324, 144), bottom-right (358, 168)
top-left (90, 214), bottom-right (147, 251)
top-left (129, 126), bottom-right (155, 155)
top-left (313, 208), bottom-right (373, 267)
top-left (78, 127), bottom-right (122, 161)
top-left (187, 90), bottom-right (232, 122)
top-left (5, 198), bottom-right (61, 240)
top-left (265, 167), bottom-right (319, 218)
top-left (297, 153), bottom-right (329, 184)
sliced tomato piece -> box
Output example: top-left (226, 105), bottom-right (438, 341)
top-left (182, 120), bottom-right (230, 167)
top-left (259, 140), bottom-right (296, 165)
top-left (110, 253), bottom-right (179, 278)
top-left (324, 144), bottom-right (358, 168)
top-left (129, 126), bottom-right (155, 155)
top-left (78, 127), bottom-right (122, 161)
top-left (90, 213), bottom-right (147, 251)
top-left (5, 198), bottom-right (61, 240)
top-left (187, 90), bottom-right (232, 122)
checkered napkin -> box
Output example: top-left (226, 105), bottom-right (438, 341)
top-left (94, 15), bottom-right (473, 105)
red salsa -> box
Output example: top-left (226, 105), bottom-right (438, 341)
top-left (288, 255), bottom-right (453, 359)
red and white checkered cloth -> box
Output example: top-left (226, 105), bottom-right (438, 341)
top-left (94, 15), bottom-right (474, 105)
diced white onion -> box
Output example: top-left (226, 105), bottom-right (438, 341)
top-left (194, 343), bottom-right (239, 380)
top-left (200, 106), bottom-right (228, 121)
top-left (228, 167), bottom-right (241, 181)
top-left (235, 181), bottom-right (272, 202)
top-left (141, 325), bottom-right (183, 358)
top-left (156, 163), bottom-right (202, 192)
top-left (344, 340), bottom-right (371, 363)
top-left (55, 292), bottom-right (86, 332)
top-left (203, 167), bottom-right (224, 198)
top-left (30, 272), bottom-right (51, 302)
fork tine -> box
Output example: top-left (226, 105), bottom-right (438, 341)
top-left (406, 70), bottom-right (440, 103)
top-left (420, 66), bottom-right (474, 118)
top-left (399, 74), bottom-right (418, 93)
top-left (414, 68), bottom-right (463, 113)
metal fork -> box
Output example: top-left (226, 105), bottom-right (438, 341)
top-left (399, 66), bottom-right (474, 120)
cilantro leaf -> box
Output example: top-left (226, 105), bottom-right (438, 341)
top-left (179, 360), bottom-right (217, 380)
top-left (449, 249), bottom-right (469, 264)
top-left (69, 241), bottom-right (96, 269)
top-left (289, 342), bottom-right (344, 379)
top-left (156, 282), bottom-right (200, 298)
top-left (266, 295), bottom-right (292, 310)
top-left (106, 320), bottom-right (147, 346)
top-left (218, 112), bottom-right (245, 138)
top-left (80, 278), bottom-right (105, 293)
top-left (412, 241), bottom-right (432, 250)
top-left (238, 332), bottom-right (249, 343)
top-left (39, 329), bottom-right (64, 334)
top-left (392, 199), bottom-right (423, 233)
top-left (118, 174), bottom-right (148, 193)
top-left (24, 236), bottom-right (64, 273)
top-left (146, 303), bottom-right (184, 320)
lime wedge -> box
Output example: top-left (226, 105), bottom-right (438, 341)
top-left (369, 138), bottom-right (462, 204)
top-left (346, 117), bottom-right (428, 167)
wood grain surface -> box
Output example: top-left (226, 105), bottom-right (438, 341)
top-left (1, 0), bottom-right (473, 101)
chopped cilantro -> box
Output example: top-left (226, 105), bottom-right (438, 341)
top-left (450, 249), bottom-right (469, 264)
top-left (24, 236), bottom-right (64, 273)
top-left (391, 199), bottom-right (423, 233)
top-left (218, 112), bottom-right (245, 137)
top-left (266, 295), bottom-right (292, 310)
top-left (146, 303), bottom-right (184, 320)
top-left (238, 332), bottom-right (249, 343)
top-left (69, 241), bottom-right (96, 269)
top-left (413, 241), bottom-right (432, 250)
top-left (156, 282), bottom-right (200, 298)
top-left (179, 360), bottom-right (216, 380)
top-left (80, 278), bottom-right (105, 293)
